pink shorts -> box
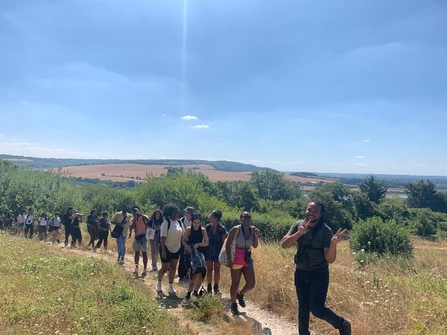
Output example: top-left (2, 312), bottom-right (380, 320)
top-left (232, 247), bottom-right (249, 269)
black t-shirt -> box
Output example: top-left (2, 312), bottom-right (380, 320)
top-left (73, 217), bottom-right (80, 228)
top-left (188, 227), bottom-right (207, 255)
top-left (87, 215), bottom-right (98, 228)
top-left (62, 213), bottom-right (73, 228)
top-left (288, 220), bottom-right (333, 271)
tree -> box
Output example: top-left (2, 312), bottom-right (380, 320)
top-left (359, 175), bottom-right (388, 204)
top-left (405, 180), bottom-right (447, 212)
top-left (250, 170), bottom-right (302, 201)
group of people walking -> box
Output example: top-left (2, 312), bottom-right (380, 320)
top-left (1, 200), bottom-right (351, 335)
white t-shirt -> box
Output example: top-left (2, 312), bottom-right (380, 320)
top-left (160, 219), bottom-right (184, 253)
top-left (181, 217), bottom-right (192, 229)
top-left (38, 217), bottom-right (48, 226)
top-left (26, 214), bottom-right (34, 225)
top-left (17, 214), bottom-right (26, 224)
top-left (50, 216), bottom-right (61, 228)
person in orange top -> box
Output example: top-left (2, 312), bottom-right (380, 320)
top-left (129, 206), bottom-right (150, 278)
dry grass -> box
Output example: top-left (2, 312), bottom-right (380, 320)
top-left (58, 163), bottom-right (333, 183)
top-left (218, 238), bottom-right (447, 335)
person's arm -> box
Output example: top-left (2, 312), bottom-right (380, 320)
top-left (197, 227), bottom-right (209, 248)
top-left (324, 228), bottom-right (347, 263)
top-left (182, 227), bottom-right (191, 251)
top-left (281, 220), bottom-right (308, 249)
top-left (252, 226), bottom-right (260, 248)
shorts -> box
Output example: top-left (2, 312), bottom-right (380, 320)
top-left (17, 223), bottom-right (25, 229)
top-left (132, 238), bottom-right (148, 253)
top-left (48, 226), bottom-right (59, 233)
top-left (232, 247), bottom-right (250, 270)
top-left (205, 246), bottom-right (221, 263)
top-left (159, 245), bottom-right (180, 263)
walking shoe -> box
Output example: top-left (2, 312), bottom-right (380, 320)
top-left (151, 266), bottom-right (158, 272)
top-left (339, 319), bottom-right (351, 335)
top-left (213, 284), bottom-right (220, 295)
top-left (236, 291), bottom-right (246, 308)
top-left (141, 269), bottom-right (147, 278)
top-left (168, 283), bottom-right (176, 294)
top-left (182, 292), bottom-right (191, 304)
top-left (155, 281), bottom-right (162, 292)
top-left (207, 284), bottom-right (212, 294)
top-left (133, 268), bottom-right (139, 277)
top-left (230, 303), bottom-right (240, 315)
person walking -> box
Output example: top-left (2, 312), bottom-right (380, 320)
top-left (37, 212), bottom-right (48, 241)
top-left (181, 214), bottom-right (209, 303)
top-left (62, 207), bottom-right (75, 247)
top-left (281, 201), bottom-right (351, 335)
top-left (48, 211), bottom-right (62, 244)
top-left (71, 211), bottom-right (83, 247)
top-left (148, 209), bottom-right (163, 271)
top-left (95, 211), bottom-right (110, 252)
top-left (86, 209), bottom-right (99, 250)
top-left (156, 204), bottom-right (184, 294)
top-left (129, 206), bottom-right (149, 277)
top-left (17, 210), bottom-right (27, 237)
top-left (178, 206), bottom-right (194, 280)
top-left (110, 205), bottom-right (132, 265)
top-left (226, 211), bottom-right (260, 315)
top-left (205, 210), bottom-right (227, 294)
top-left (24, 208), bottom-right (35, 239)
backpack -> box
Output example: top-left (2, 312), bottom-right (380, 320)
top-left (190, 248), bottom-right (206, 274)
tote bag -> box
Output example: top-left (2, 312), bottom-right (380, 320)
top-left (218, 226), bottom-right (240, 267)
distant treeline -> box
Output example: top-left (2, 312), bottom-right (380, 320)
top-left (0, 155), bottom-right (267, 172)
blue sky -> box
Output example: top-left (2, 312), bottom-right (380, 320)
top-left (0, 0), bottom-right (446, 175)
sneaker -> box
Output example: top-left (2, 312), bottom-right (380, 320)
top-left (133, 268), bottom-right (139, 277)
top-left (168, 284), bottom-right (176, 294)
top-left (231, 303), bottom-right (239, 315)
top-left (213, 284), bottom-right (220, 295)
top-left (182, 292), bottom-right (191, 304)
top-left (151, 266), bottom-right (158, 272)
top-left (339, 319), bottom-right (351, 335)
top-left (141, 269), bottom-right (147, 278)
top-left (155, 281), bottom-right (162, 292)
top-left (207, 284), bottom-right (212, 294)
top-left (236, 291), bottom-right (246, 308)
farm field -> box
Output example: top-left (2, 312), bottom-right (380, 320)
top-left (59, 163), bottom-right (335, 183)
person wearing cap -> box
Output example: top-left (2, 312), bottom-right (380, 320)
top-left (129, 206), bottom-right (150, 277)
top-left (110, 204), bottom-right (132, 265)
top-left (178, 206), bottom-right (194, 280)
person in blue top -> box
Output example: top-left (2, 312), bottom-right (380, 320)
top-left (205, 210), bottom-right (228, 294)
top-left (281, 201), bottom-right (351, 335)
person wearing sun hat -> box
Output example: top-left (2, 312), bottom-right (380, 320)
top-left (178, 206), bottom-right (194, 280)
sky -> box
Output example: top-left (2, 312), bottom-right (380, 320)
top-left (0, 0), bottom-right (446, 176)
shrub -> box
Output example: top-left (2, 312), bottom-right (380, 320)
top-left (349, 216), bottom-right (413, 257)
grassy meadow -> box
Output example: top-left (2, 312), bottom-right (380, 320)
top-left (216, 238), bottom-right (447, 335)
top-left (1, 231), bottom-right (446, 335)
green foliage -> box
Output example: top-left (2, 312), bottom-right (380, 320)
top-left (359, 175), bottom-right (388, 203)
top-left (350, 216), bottom-right (413, 257)
top-left (250, 170), bottom-right (302, 201)
top-left (191, 294), bottom-right (227, 322)
top-left (405, 180), bottom-right (447, 212)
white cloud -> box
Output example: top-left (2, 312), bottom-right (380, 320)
top-left (193, 124), bottom-right (209, 129)
top-left (0, 142), bottom-right (96, 159)
top-left (363, 139), bottom-right (371, 143)
top-left (182, 115), bottom-right (198, 120)
top-left (354, 155), bottom-right (365, 159)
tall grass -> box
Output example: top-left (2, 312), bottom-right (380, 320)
top-left (0, 235), bottom-right (188, 335)
top-left (218, 238), bottom-right (447, 335)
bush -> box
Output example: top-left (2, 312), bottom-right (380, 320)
top-left (349, 216), bottom-right (413, 257)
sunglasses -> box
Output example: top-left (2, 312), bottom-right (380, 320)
top-left (242, 215), bottom-right (251, 219)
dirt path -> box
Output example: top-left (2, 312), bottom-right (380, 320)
top-left (58, 244), bottom-right (300, 335)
